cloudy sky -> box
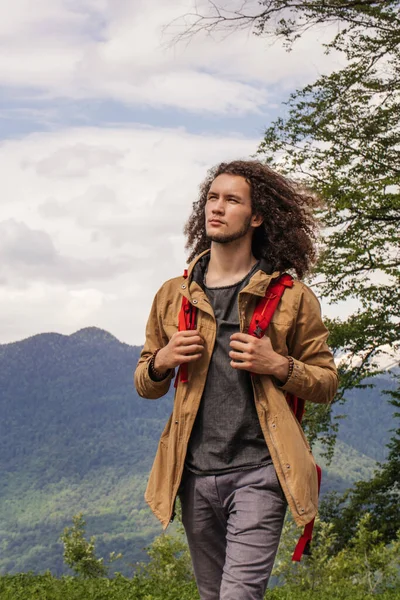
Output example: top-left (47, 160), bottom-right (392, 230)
top-left (1, 0), bottom-right (344, 346)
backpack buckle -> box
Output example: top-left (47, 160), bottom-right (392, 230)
top-left (254, 325), bottom-right (264, 338)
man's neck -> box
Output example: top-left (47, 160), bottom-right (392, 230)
top-left (205, 242), bottom-right (258, 287)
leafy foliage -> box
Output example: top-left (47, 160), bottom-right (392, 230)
top-left (248, 0), bottom-right (400, 551)
top-left (322, 381), bottom-right (400, 547)
top-left (257, 2), bottom-right (400, 451)
top-left (131, 524), bottom-right (199, 600)
top-left (259, 4), bottom-right (400, 544)
top-left (172, 0), bottom-right (400, 461)
top-left (0, 572), bottom-right (135, 600)
top-left (0, 515), bottom-right (399, 599)
top-left (61, 513), bottom-right (114, 578)
top-left (273, 513), bottom-right (400, 596)
top-left (257, 8), bottom-right (399, 463)
top-left (174, 0), bottom-right (400, 561)
top-left (0, 328), bottom-right (395, 575)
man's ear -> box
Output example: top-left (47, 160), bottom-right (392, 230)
top-left (251, 213), bottom-right (263, 228)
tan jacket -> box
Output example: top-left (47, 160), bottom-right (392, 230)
top-left (134, 251), bottom-right (338, 529)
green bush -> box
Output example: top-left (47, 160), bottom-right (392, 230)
top-left (268, 591), bottom-right (400, 600)
top-left (0, 574), bottom-right (399, 600)
top-left (1, 511), bottom-right (398, 600)
top-left (271, 513), bottom-right (400, 597)
top-left (0, 572), bottom-right (133, 600)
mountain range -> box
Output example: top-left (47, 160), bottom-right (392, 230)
top-left (0, 327), bottom-right (396, 575)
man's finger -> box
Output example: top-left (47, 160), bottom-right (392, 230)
top-left (230, 333), bottom-right (254, 342)
top-left (179, 344), bottom-right (204, 355)
top-left (229, 351), bottom-right (250, 362)
top-left (179, 335), bottom-right (204, 346)
top-left (180, 353), bottom-right (203, 363)
top-left (230, 360), bottom-right (250, 370)
top-left (229, 340), bottom-right (248, 352)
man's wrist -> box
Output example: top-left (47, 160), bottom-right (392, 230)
top-left (149, 349), bottom-right (170, 381)
top-left (273, 355), bottom-right (291, 384)
top-left (154, 348), bottom-right (170, 374)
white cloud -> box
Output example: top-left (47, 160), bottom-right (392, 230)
top-left (0, 283), bottom-right (121, 343)
top-left (0, 0), bottom-right (85, 38)
top-left (0, 219), bottom-right (132, 286)
top-left (0, 123), bottom-right (368, 347)
top-left (0, 125), bottom-right (258, 344)
top-left (0, 0), bottom-right (342, 115)
top-left (0, 1), bottom-right (350, 346)
top-left (32, 144), bottom-right (126, 178)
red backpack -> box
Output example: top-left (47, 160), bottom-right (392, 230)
top-left (176, 271), bottom-right (321, 561)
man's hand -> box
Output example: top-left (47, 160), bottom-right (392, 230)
top-left (155, 330), bottom-right (205, 373)
top-left (229, 333), bottom-right (289, 383)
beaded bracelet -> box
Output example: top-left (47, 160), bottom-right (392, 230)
top-left (287, 356), bottom-right (294, 381)
top-left (149, 348), bottom-right (170, 381)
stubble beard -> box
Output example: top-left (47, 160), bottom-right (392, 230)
top-left (206, 214), bottom-right (252, 244)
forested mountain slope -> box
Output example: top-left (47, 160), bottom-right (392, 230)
top-left (0, 328), bottom-right (395, 575)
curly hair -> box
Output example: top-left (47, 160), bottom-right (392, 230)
top-left (184, 160), bottom-right (319, 279)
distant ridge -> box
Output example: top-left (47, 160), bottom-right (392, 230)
top-left (0, 326), bottom-right (170, 575)
top-left (0, 326), bottom-right (136, 350)
top-left (69, 326), bottom-right (124, 345)
top-left (0, 327), bottom-right (396, 576)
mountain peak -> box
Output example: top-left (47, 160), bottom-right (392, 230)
top-left (69, 327), bottom-right (121, 344)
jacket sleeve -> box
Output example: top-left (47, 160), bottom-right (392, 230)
top-left (134, 287), bottom-right (175, 399)
top-left (280, 283), bottom-right (338, 404)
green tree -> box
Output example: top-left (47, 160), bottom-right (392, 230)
top-left (172, 0), bottom-right (400, 554)
top-left (323, 385), bottom-right (400, 547)
top-left (272, 513), bottom-right (400, 596)
top-left (132, 523), bottom-right (199, 600)
top-left (174, 0), bottom-right (400, 458)
top-left (272, 516), bottom-right (338, 591)
top-left (60, 513), bottom-right (109, 578)
top-left (332, 513), bottom-right (400, 595)
top-left (257, 1), bottom-right (400, 403)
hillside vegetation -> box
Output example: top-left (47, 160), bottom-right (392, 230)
top-left (0, 327), bottom-right (395, 575)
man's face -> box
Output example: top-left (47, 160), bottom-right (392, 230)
top-left (205, 173), bottom-right (261, 244)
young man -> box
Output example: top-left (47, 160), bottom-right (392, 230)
top-left (134, 160), bottom-right (338, 600)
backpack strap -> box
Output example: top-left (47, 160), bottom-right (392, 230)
top-left (175, 270), bottom-right (197, 387)
top-left (248, 273), bottom-right (320, 561)
top-left (248, 274), bottom-right (306, 424)
top-left (292, 465), bottom-right (322, 561)
top-left (248, 273), bottom-right (294, 339)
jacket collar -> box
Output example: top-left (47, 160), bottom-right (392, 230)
top-left (180, 249), bottom-right (281, 300)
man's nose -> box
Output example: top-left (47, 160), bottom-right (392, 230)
top-left (211, 198), bottom-right (224, 213)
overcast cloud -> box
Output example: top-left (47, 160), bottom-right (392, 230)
top-left (0, 0), bottom-right (346, 346)
top-left (0, 125), bottom-right (259, 343)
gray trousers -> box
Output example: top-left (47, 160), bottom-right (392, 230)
top-left (179, 464), bottom-right (287, 600)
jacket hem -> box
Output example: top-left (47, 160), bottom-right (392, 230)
top-left (144, 492), bottom-right (170, 530)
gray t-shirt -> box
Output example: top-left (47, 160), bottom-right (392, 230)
top-left (185, 262), bottom-right (271, 475)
